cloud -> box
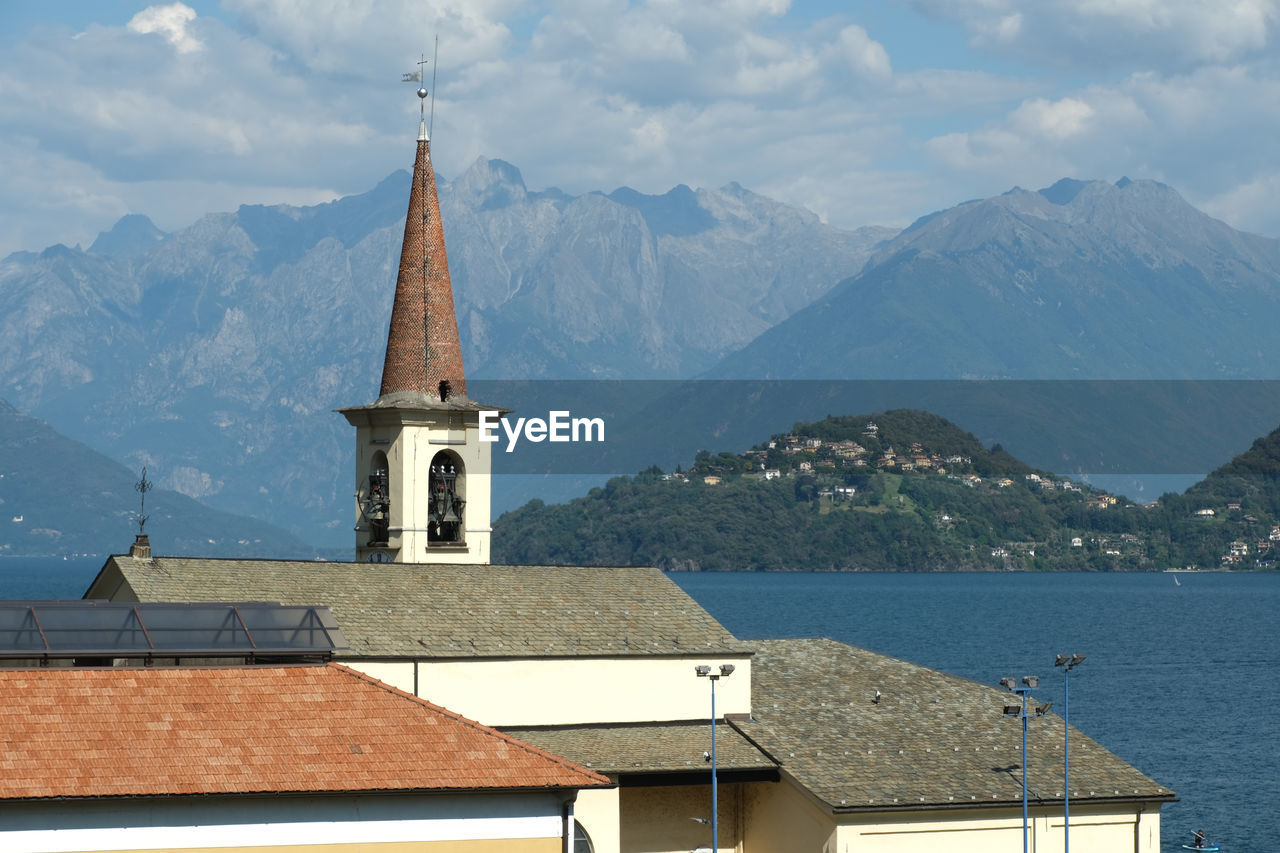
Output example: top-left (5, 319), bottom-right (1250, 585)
top-left (3, 0), bottom-right (1279, 263)
top-left (0, 135), bottom-right (339, 257)
top-left (911, 0), bottom-right (1279, 70)
top-left (1012, 97), bottom-right (1096, 139)
top-left (127, 3), bottom-right (203, 54)
top-left (224, 0), bottom-right (519, 72)
top-left (1201, 171), bottom-right (1280, 237)
top-left (0, 1), bottom-right (904, 255)
top-left (0, 137), bottom-right (128, 254)
top-left (836, 25), bottom-right (892, 78)
top-left (919, 63), bottom-right (1280, 237)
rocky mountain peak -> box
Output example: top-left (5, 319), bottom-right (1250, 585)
top-left (452, 157), bottom-right (529, 210)
top-left (89, 214), bottom-right (168, 258)
top-left (876, 175), bottom-right (1274, 273)
top-left (606, 184), bottom-right (714, 237)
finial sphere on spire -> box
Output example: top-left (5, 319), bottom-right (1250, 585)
top-left (418, 87), bottom-right (428, 99)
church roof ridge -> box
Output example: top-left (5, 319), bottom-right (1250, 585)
top-left (90, 557), bottom-right (753, 659)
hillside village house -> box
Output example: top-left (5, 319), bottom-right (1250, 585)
top-left (79, 104), bottom-right (1174, 852)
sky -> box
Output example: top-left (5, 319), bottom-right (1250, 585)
top-left (1, 0), bottom-right (1278, 258)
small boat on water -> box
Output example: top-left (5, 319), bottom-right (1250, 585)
top-left (1183, 829), bottom-right (1220, 850)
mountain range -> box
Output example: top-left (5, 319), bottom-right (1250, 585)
top-left (3, 164), bottom-right (1280, 552)
top-left (710, 178), bottom-right (1280, 379)
top-left (0, 159), bottom-right (886, 549)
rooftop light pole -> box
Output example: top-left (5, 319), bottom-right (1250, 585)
top-left (1000, 675), bottom-right (1053, 853)
top-left (1055, 653), bottom-right (1086, 853)
top-left (695, 663), bottom-right (735, 853)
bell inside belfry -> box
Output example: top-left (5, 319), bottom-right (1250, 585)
top-left (428, 451), bottom-right (465, 543)
top-left (361, 454), bottom-right (391, 545)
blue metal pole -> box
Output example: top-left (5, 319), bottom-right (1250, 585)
top-left (1064, 668), bottom-right (1071, 853)
top-left (711, 675), bottom-right (718, 853)
top-left (1021, 688), bottom-right (1029, 853)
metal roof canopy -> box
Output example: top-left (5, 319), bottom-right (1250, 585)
top-left (0, 601), bottom-right (349, 661)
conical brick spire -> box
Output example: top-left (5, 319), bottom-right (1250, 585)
top-left (379, 121), bottom-right (467, 400)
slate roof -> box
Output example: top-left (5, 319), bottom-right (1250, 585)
top-left (502, 722), bottom-right (778, 776)
top-left (0, 663), bottom-right (609, 800)
top-left (88, 557), bottom-right (750, 659)
top-left (731, 638), bottom-right (1174, 813)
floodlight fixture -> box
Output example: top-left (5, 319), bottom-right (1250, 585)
top-left (1035, 702), bottom-right (1053, 715)
top-left (999, 674), bottom-right (1043, 853)
top-left (695, 663), bottom-right (738, 853)
top-left (1056, 652), bottom-right (1086, 853)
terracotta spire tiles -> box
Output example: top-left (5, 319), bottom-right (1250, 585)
top-left (379, 124), bottom-right (467, 400)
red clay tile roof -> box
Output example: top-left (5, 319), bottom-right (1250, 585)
top-left (0, 663), bottom-right (609, 800)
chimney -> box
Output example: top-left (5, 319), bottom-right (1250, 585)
top-left (128, 534), bottom-right (151, 561)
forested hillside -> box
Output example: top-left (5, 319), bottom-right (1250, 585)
top-left (494, 410), bottom-right (1280, 572)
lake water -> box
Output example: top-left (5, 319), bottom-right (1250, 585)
top-left (671, 571), bottom-right (1278, 853)
top-left (4, 558), bottom-right (1274, 852)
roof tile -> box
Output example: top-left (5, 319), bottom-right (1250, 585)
top-left (503, 722), bottom-right (778, 775)
top-left (732, 639), bottom-right (1173, 811)
top-left (0, 663), bottom-right (609, 800)
top-left (96, 558), bottom-right (749, 658)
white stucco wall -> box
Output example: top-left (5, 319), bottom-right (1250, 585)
top-left (834, 801), bottom-right (1163, 853)
top-left (574, 786), bottom-right (621, 853)
top-left (741, 775), bottom-right (1164, 853)
top-left (348, 656), bottom-right (752, 726)
top-left (0, 791), bottom-right (569, 852)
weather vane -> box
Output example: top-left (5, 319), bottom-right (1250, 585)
top-left (134, 466), bottom-right (152, 535)
top-left (403, 35), bottom-right (439, 136)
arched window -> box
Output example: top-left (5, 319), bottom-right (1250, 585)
top-left (573, 821), bottom-right (595, 853)
top-left (362, 451), bottom-right (390, 545)
top-left (427, 450), bottom-right (465, 543)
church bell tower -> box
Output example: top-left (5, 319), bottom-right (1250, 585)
top-left (337, 89), bottom-right (502, 565)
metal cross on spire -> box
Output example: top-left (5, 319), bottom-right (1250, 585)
top-left (134, 466), bottom-right (152, 535)
top-left (402, 38), bottom-right (439, 136)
